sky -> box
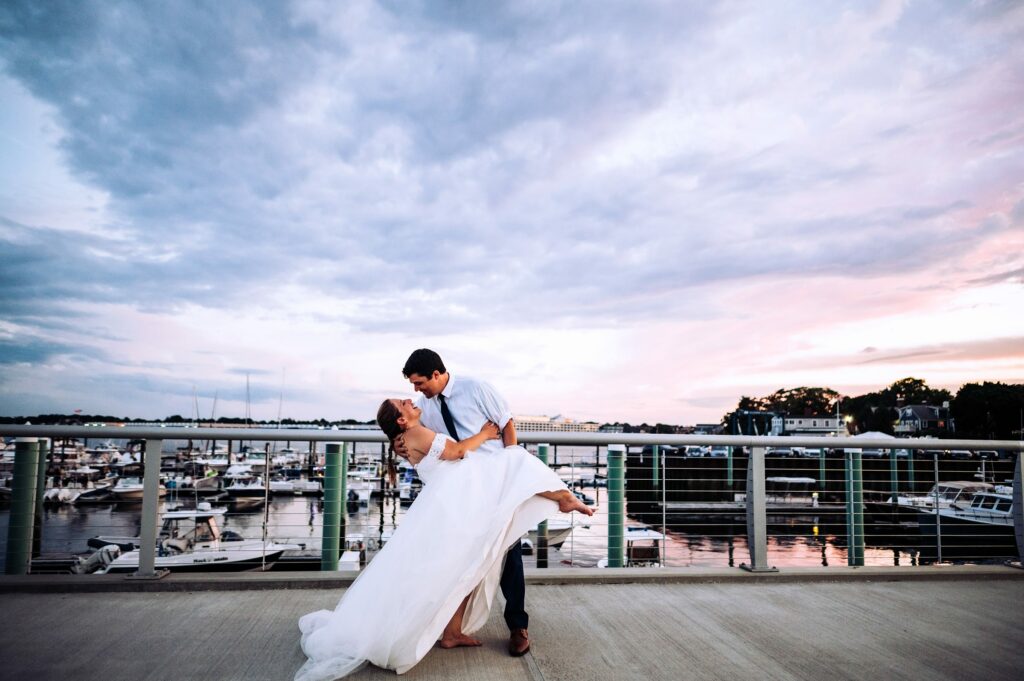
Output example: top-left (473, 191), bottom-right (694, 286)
top-left (0, 0), bottom-right (1022, 425)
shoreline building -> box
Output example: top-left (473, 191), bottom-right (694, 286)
top-left (513, 414), bottom-right (601, 433)
top-left (783, 416), bottom-right (846, 436)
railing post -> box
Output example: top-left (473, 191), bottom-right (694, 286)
top-left (5, 438), bottom-right (40, 575)
top-left (651, 444), bottom-right (660, 489)
top-left (32, 439), bottom-right (49, 558)
top-left (933, 451), bottom-right (943, 563)
top-left (1013, 451), bottom-right (1022, 566)
top-left (133, 438), bottom-right (166, 579)
top-left (845, 449), bottom-right (865, 567)
top-left (321, 442), bottom-right (344, 571)
top-left (726, 446), bottom-right (734, 489)
top-left (741, 446), bottom-right (776, 572)
top-left (536, 443), bottom-right (549, 568)
top-left (607, 444), bottom-right (625, 568)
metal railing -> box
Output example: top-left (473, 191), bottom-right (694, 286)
top-left (1, 425), bottom-right (1021, 577)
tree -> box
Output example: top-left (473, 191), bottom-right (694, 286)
top-left (952, 382), bottom-right (1024, 439)
top-left (841, 377), bottom-right (951, 434)
top-left (881, 377), bottom-right (952, 407)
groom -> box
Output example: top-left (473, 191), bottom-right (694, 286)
top-left (400, 348), bottom-right (532, 657)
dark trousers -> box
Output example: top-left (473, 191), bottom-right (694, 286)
top-left (500, 540), bottom-right (528, 631)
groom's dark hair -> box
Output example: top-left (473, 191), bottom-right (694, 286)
top-left (402, 348), bottom-right (446, 378)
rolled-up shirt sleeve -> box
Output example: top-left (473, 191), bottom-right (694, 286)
top-left (475, 380), bottom-right (513, 430)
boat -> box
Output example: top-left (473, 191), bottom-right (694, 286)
top-left (522, 517), bottom-right (586, 553)
top-left (111, 477), bottom-right (167, 501)
top-left (223, 463), bottom-right (255, 481)
top-left (347, 477), bottom-right (373, 505)
top-left (193, 455), bottom-right (229, 471)
top-left (93, 507), bottom-right (300, 573)
top-left (865, 481), bottom-right (993, 528)
top-left (915, 486), bottom-right (1018, 558)
top-left (225, 476), bottom-right (268, 497)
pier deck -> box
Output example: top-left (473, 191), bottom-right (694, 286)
top-left (1, 566), bottom-right (1022, 681)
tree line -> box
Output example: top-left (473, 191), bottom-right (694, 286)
top-left (3, 377), bottom-right (1022, 440)
top-left (723, 378), bottom-right (1024, 440)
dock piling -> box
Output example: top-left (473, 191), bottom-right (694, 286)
top-left (32, 439), bottom-right (48, 559)
top-left (4, 438), bottom-right (40, 575)
top-left (321, 443), bottom-right (346, 571)
top-left (607, 444), bottom-right (625, 568)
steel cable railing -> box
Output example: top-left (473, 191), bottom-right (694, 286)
top-left (1, 426), bottom-right (1021, 576)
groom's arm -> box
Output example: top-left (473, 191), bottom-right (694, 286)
top-left (473, 379), bottom-right (515, 447)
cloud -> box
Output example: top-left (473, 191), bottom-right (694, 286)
top-left (0, 0), bottom-right (1022, 421)
top-left (856, 337), bottom-right (1024, 366)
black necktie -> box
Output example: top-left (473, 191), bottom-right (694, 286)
top-left (438, 394), bottom-right (459, 440)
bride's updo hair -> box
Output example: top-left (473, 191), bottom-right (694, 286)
top-left (376, 399), bottom-right (402, 441)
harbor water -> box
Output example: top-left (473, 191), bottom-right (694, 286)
top-left (0, 441), bottom-right (1012, 572)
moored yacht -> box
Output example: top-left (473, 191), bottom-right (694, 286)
top-left (865, 481), bottom-right (993, 528)
top-left (93, 507), bottom-right (299, 573)
top-left (914, 486), bottom-right (1017, 558)
top-left (111, 476), bottom-right (167, 501)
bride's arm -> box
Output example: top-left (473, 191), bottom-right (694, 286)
top-left (439, 422), bottom-right (500, 461)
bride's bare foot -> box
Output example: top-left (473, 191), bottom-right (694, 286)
top-left (438, 633), bottom-right (482, 648)
top-left (559, 493), bottom-right (595, 516)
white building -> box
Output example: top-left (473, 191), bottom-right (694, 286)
top-left (783, 416), bottom-right (845, 436)
top-left (513, 414), bottom-right (601, 433)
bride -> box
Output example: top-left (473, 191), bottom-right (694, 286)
top-left (295, 398), bottom-right (592, 681)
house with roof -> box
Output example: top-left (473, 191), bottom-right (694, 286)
top-left (894, 404), bottom-right (952, 435)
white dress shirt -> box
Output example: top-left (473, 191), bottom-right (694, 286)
top-left (416, 374), bottom-right (512, 442)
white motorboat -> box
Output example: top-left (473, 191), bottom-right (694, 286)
top-left (267, 476), bottom-right (321, 495)
top-left (93, 507), bottom-right (300, 573)
top-left (223, 464), bottom-right (255, 481)
top-left (915, 486), bottom-right (1017, 558)
top-left (194, 456), bottom-right (229, 471)
top-left (226, 476), bottom-right (268, 497)
top-left (865, 481), bottom-right (993, 527)
top-left (44, 473), bottom-right (114, 505)
top-left (525, 517), bottom-right (582, 550)
top-left (111, 476), bottom-right (167, 501)
top-left (347, 477), bottom-right (373, 505)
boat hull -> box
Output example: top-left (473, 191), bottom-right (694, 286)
top-left (914, 510), bottom-right (1018, 558)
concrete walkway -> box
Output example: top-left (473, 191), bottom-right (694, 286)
top-left (2, 567), bottom-right (1022, 681)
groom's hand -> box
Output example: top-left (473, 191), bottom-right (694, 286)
top-left (393, 435), bottom-right (409, 458)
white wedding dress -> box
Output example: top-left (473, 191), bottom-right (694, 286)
top-left (295, 434), bottom-right (567, 681)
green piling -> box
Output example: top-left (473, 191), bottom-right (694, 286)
top-left (651, 444), bottom-right (660, 489)
top-left (32, 439), bottom-right (48, 558)
top-left (607, 444), bottom-right (625, 568)
top-left (321, 443), bottom-right (346, 571)
top-left (889, 449), bottom-right (899, 500)
top-left (907, 450), bottom-right (916, 493)
top-left (818, 448), bottom-right (827, 491)
top-left (536, 443), bottom-right (550, 568)
top-left (5, 439), bottom-right (40, 575)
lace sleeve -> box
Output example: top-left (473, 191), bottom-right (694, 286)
top-left (413, 432), bottom-right (450, 482)
top-left (426, 432), bottom-right (449, 460)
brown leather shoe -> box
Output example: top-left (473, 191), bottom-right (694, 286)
top-left (509, 628), bottom-right (530, 657)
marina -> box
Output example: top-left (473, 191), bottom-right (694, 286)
top-left (2, 434), bottom-right (1020, 574)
